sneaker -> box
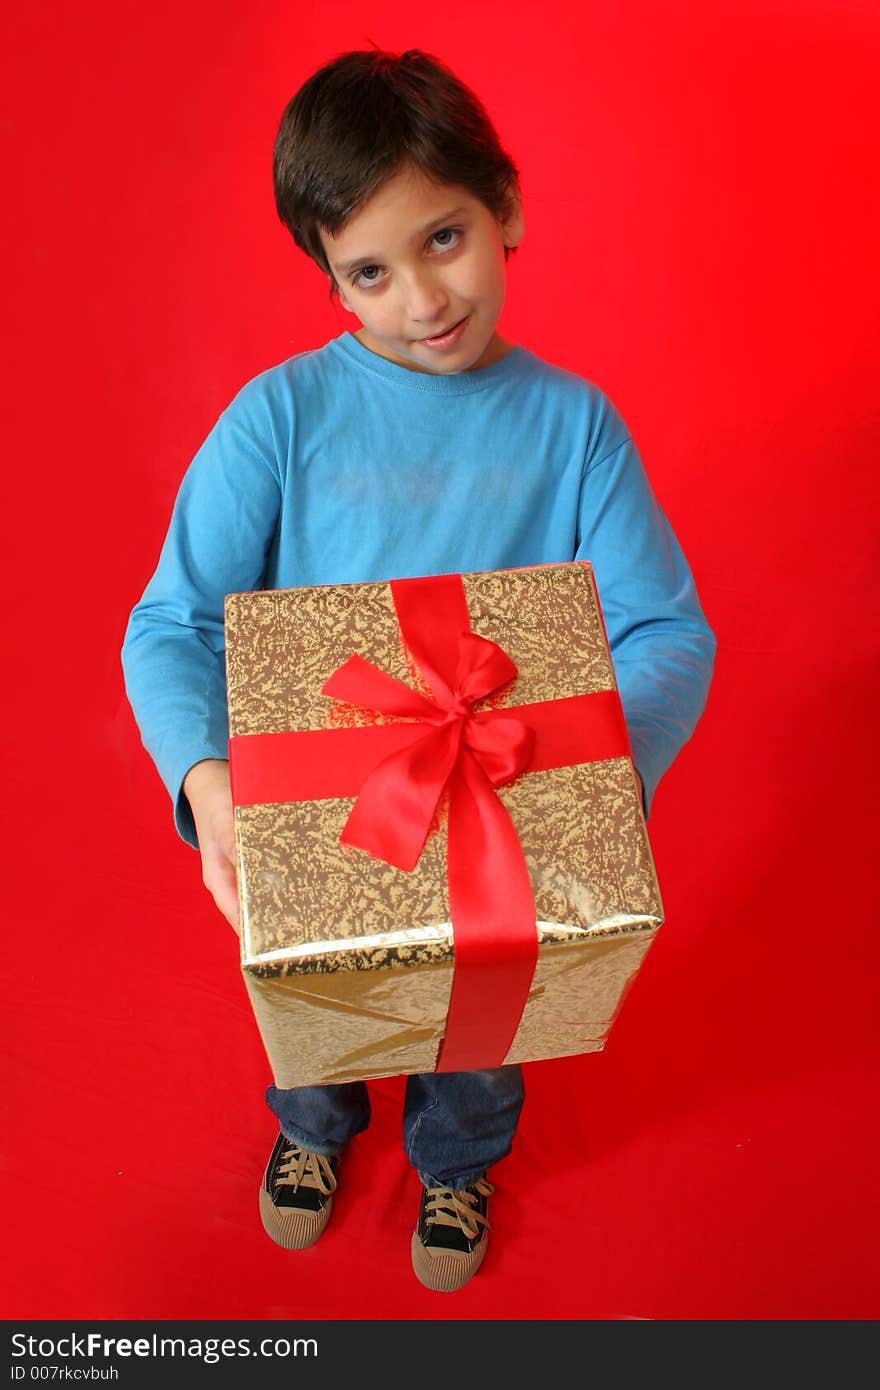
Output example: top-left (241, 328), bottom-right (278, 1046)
top-left (410, 1175), bottom-right (493, 1292)
top-left (259, 1132), bottom-right (340, 1250)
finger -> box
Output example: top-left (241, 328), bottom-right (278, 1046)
top-left (217, 874), bottom-right (241, 935)
top-left (211, 885), bottom-right (240, 934)
top-left (205, 860), bottom-right (240, 935)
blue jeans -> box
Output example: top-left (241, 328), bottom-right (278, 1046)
top-left (266, 1066), bottom-right (525, 1189)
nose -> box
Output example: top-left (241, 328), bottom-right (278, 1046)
top-left (403, 268), bottom-right (449, 328)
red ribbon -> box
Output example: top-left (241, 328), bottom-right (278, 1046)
top-left (229, 569), bottom-right (632, 1072)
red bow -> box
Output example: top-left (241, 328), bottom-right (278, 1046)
top-left (323, 630), bottom-right (534, 872)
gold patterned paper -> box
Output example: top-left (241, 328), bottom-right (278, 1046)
top-left (224, 563), bottom-right (663, 1088)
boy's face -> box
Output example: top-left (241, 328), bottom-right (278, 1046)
top-left (318, 162), bottom-right (524, 375)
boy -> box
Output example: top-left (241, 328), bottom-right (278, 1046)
top-left (121, 48), bottom-right (716, 1293)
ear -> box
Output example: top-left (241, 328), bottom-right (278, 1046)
top-left (500, 186), bottom-right (525, 249)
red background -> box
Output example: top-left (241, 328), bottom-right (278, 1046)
top-left (2, 0), bottom-right (878, 1321)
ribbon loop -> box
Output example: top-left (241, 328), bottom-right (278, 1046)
top-left (322, 653), bottom-right (439, 722)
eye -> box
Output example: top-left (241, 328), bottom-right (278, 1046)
top-left (351, 264), bottom-right (385, 290)
top-left (431, 227), bottom-right (462, 251)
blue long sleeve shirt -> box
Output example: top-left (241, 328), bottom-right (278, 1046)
top-left (121, 331), bottom-right (716, 848)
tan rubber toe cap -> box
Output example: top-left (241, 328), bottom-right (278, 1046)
top-left (260, 1186), bottom-right (334, 1250)
top-left (410, 1229), bottom-right (489, 1292)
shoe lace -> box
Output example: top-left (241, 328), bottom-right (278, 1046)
top-left (275, 1143), bottom-right (338, 1197)
top-left (424, 1177), bottom-right (493, 1241)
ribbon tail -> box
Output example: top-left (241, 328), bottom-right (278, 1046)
top-left (436, 750), bottom-right (539, 1072)
top-left (340, 723), bottom-right (462, 872)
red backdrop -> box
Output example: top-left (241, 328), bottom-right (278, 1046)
top-left (2, 0), bottom-right (878, 1321)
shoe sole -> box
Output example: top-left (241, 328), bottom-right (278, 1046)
top-left (410, 1229), bottom-right (489, 1292)
top-left (259, 1185), bottom-right (334, 1250)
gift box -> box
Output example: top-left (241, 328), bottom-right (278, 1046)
top-left (224, 562), bottom-right (663, 1088)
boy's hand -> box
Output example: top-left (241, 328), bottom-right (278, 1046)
top-left (183, 758), bottom-right (240, 935)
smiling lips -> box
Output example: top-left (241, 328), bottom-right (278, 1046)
top-left (420, 317), bottom-right (469, 349)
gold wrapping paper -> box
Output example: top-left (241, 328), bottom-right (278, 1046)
top-left (224, 562), bottom-right (663, 1087)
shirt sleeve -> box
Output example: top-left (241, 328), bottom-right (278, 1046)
top-left (574, 404), bottom-right (716, 818)
top-left (120, 398), bottom-right (283, 848)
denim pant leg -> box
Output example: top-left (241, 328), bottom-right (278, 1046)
top-left (402, 1065), bottom-right (525, 1189)
top-left (266, 1083), bottom-right (371, 1157)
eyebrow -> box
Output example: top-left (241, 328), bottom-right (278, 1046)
top-left (335, 206), bottom-right (470, 275)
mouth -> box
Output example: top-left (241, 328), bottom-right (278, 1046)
top-left (419, 316), bottom-right (469, 348)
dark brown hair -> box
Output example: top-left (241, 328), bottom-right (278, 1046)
top-left (273, 48), bottom-right (520, 291)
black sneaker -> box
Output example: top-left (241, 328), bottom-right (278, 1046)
top-left (259, 1132), bottom-right (340, 1250)
top-left (410, 1175), bottom-right (493, 1291)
